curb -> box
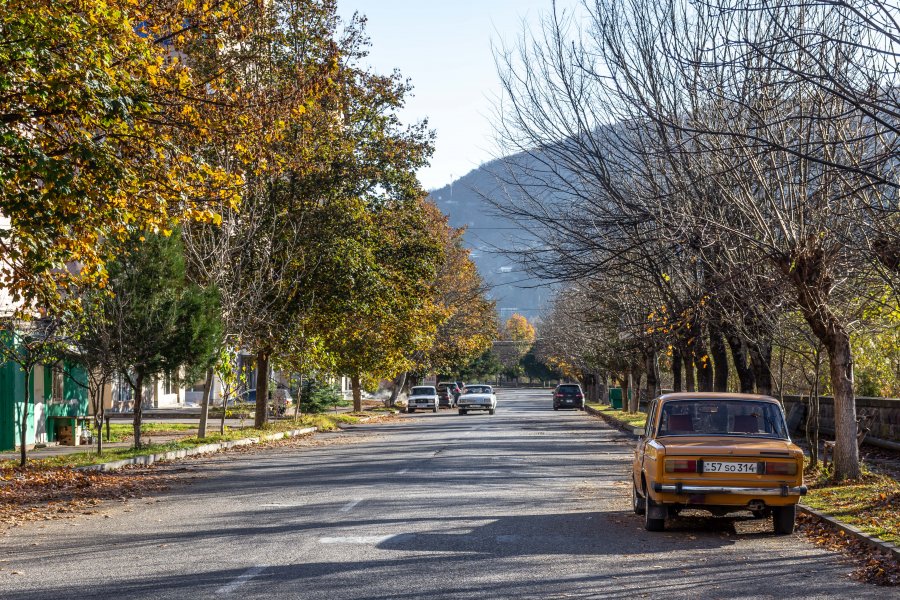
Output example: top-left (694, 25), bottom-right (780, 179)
top-left (584, 405), bottom-right (639, 437)
top-left (798, 505), bottom-right (900, 562)
top-left (76, 427), bottom-right (318, 472)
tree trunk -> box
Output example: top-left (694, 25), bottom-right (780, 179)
top-left (825, 329), bottom-right (860, 479)
top-left (254, 348), bottom-right (270, 428)
top-left (132, 372), bottom-right (144, 448)
top-left (724, 327), bottom-right (755, 393)
top-left (351, 373), bottom-right (362, 413)
top-left (748, 340), bottom-right (773, 395)
top-left (672, 349), bottom-right (683, 392)
top-left (645, 351), bottom-right (660, 400)
top-left (694, 347), bottom-right (713, 392)
top-left (19, 369), bottom-right (31, 467)
top-left (710, 329), bottom-right (729, 392)
top-left (198, 367), bottom-right (214, 438)
top-left (388, 372), bottom-right (407, 407)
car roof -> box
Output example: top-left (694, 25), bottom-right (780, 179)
top-left (464, 383), bottom-right (491, 388)
top-left (657, 392), bottom-right (780, 403)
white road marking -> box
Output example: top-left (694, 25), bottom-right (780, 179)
top-left (319, 535), bottom-right (402, 545)
top-left (396, 468), bottom-right (409, 475)
top-left (340, 498), bottom-right (363, 512)
top-left (216, 565), bottom-right (266, 595)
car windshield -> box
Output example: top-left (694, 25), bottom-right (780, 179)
top-left (464, 386), bottom-right (491, 395)
top-left (411, 387), bottom-right (435, 395)
top-left (657, 399), bottom-right (788, 439)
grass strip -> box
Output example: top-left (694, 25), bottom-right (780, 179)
top-left (803, 468), bottom-right (900, 546)
top-left (586, 404), bottom-right (647, 429)
top-left (2, 414), bottom-right (363, 470)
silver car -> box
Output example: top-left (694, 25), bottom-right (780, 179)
top-left (457, 384), bottom-right (497, 415)
top-left (407, 386), bottom-right (439, 413)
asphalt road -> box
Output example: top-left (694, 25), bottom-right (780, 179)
top-left (0, 389), bottom-right (884, 599)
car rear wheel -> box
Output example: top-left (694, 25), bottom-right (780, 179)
top-left (644, 494), bottom-right (665, 532)
top-left (632, 481), bottom-right (645, 515)
top-left (553, 406), bottom-right (559, 411)
top-left (459, 409), bottom-right (467, 415)
top-left (772, 504), bottom-right (796, 535)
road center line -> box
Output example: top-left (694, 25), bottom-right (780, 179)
top-left (340, 498), bottom-right (363, 512)
top-left (216, 565), bottom-right (266, 595)
top-left (396, 468), bottom-right (409, 475)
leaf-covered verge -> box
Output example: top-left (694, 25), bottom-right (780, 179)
top-left (803, 468), bottom-right (900, 547)
top-left (0, 464), bottom-right (178, 530)
top-left (797, 513), bottom-right (900, 586)
top-left (0, 414), bottom-right (383, 469)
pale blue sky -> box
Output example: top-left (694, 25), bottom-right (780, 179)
top-left (338, 1), bottom-right (575, 190)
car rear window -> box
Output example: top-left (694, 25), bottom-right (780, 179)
top-left (411, 387), bottom-right (435, 395)
top-left (464, 386), bottom-right (491, 394)
top-left (657, 399), bottom-right (788, 439)
top-left (557, 385), bottom-right (581, 393)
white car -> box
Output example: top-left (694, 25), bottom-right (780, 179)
top-left (407, 386), bottom-right (439, 413)
top-left (457, 384), bottom-right (497, 415)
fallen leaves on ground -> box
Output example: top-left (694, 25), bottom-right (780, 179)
top-left (797, 512), bottom-right (900, 586)
top-left (0, 465), bottom-right (176, 530)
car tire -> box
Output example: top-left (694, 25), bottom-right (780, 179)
top-left (489, 408), bottom-right (495, 415)
top-left (632, 481), bottom-right (646, 515)
top-left (459, 409), bottom-right (467, 415)
top-left (644, 494), bottom-right (665, 532)
top-left (772, 504), bottom-right (796, 535)
top-left (554, 406), bottom-right (559, 411)
top-left (407, 408), bottom-right (415, 414)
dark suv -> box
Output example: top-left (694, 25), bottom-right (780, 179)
top-left (553, 383), bottom-right (585, 410)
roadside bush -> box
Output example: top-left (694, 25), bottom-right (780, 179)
top-left (300, 380), bottom-right (350, 414)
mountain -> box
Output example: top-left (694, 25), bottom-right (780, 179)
top-left (428, 157), bottom-right (556, 324)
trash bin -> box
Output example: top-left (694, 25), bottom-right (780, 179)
top-left (609, 387), bottom-right (623, 409)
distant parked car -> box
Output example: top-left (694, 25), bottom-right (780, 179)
top-left (436, 382), bottom-right (457, 408)
top-left (553, 383), bottom-right (585, 410)
top-left (457, 384), bottom-right (497, 415)
top-left (633, 393), bottom-right (806, 534)
top-left (407, 386), bottom-right (439, 413)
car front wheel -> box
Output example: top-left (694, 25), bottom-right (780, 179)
top-left (772, 504), bottom-right (796, 535)
top-left (632, 481), bottom-right (645, 515)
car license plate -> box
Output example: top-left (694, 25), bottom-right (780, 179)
top-left (703, 461), bottom-right (758, 474)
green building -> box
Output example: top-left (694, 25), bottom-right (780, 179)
top-left (0, 358), bottom-right (89, 452)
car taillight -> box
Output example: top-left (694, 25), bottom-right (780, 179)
top-left (664, 459), bottom-right (698, 473)
top-left (575, 394), bottom-right (583, 399)
top-left (554, 393), bottom-right (563, 398)
top-left (765, 462), bottom-right (797, 475)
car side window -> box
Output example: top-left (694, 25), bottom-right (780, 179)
top-left (645, 399), bottom-right (658, 438)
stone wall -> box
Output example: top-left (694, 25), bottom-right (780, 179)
top-left (781, 394), bottom-right (900, 444)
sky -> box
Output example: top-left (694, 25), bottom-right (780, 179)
top-left (337, 0), bottom-right (576, 191)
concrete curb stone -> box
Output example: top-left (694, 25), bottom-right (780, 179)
top-left (76, 427), bottom-right (317, 472)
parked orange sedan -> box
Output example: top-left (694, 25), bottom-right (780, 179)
top-left (632, 393), bottom-right (806, 534)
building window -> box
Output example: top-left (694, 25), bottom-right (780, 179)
top-left (50, 363), bottom-right (64, 404)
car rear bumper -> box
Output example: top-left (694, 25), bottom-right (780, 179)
top-left (459, 405), bottom-right (493, 410)
top-left (652, 483), bottom-right (807, 497)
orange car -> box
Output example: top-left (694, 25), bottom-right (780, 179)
top-left (632, 393), bottom-right (806, 534)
